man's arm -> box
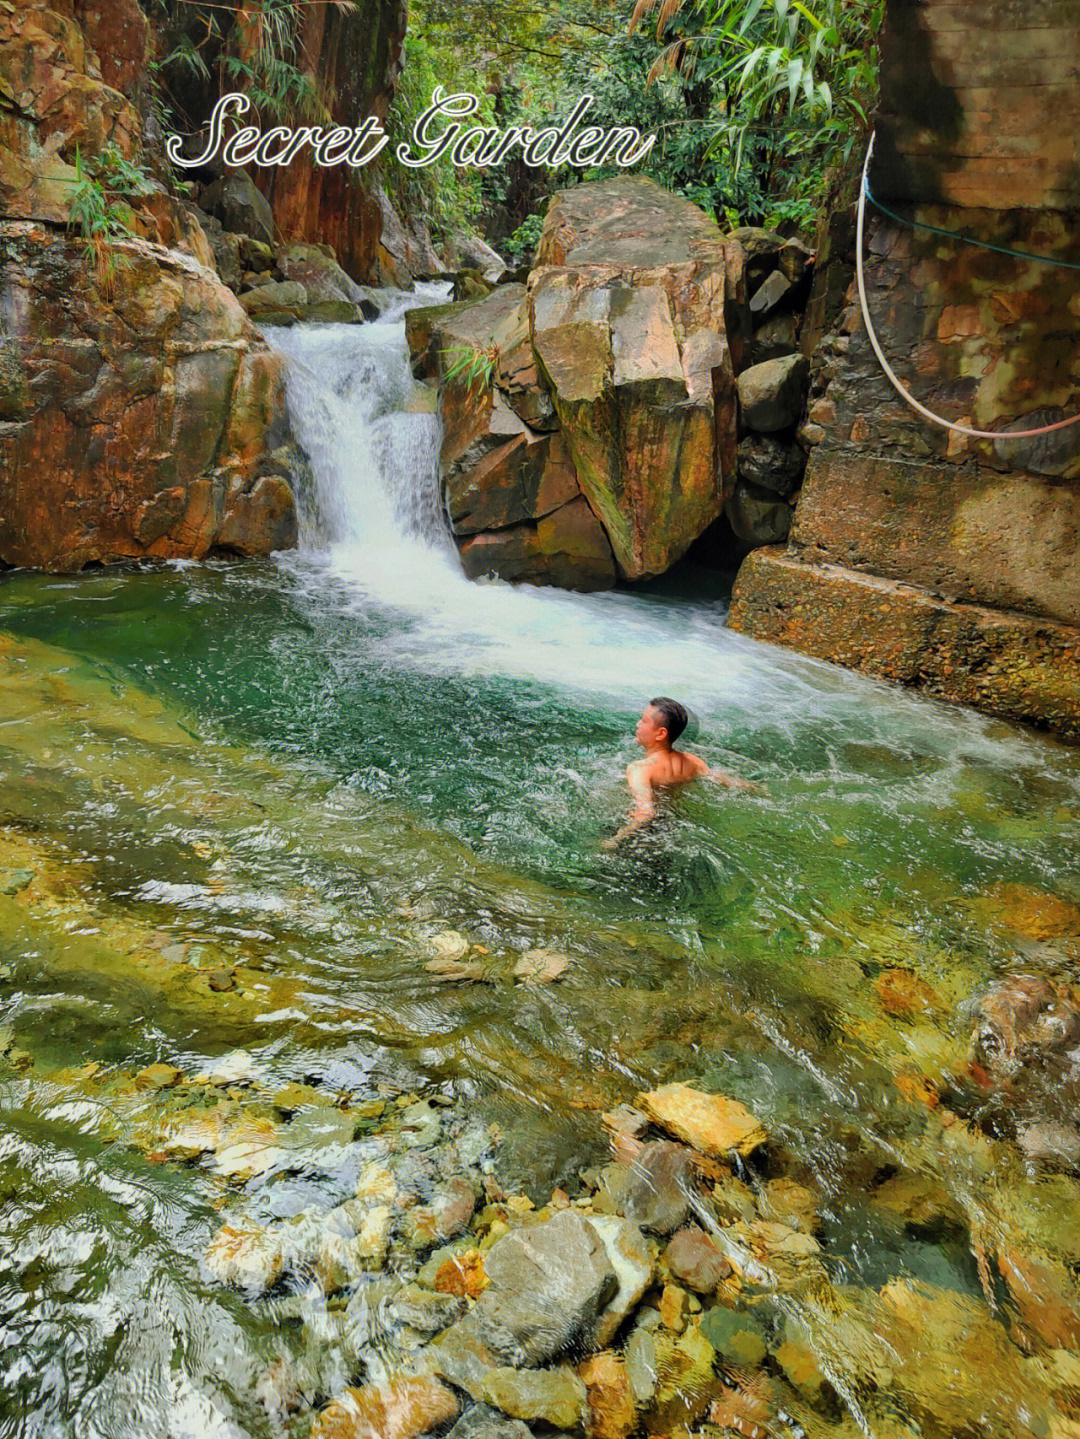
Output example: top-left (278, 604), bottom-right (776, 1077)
top-left (601, 763), bottom-right (656, 850)
top-left (707, 766), bottom-right (764, 794)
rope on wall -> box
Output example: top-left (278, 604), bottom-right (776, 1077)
top-left (855, 133), bottom-right (1080, 441)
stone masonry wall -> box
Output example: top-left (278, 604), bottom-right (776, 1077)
top-left (874, 0), bottom-right (1080, 210)
top-left (729, 0), bottom-right (1080, 740)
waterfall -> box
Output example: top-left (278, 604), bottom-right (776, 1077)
top-left (266, 289), bottom-right (450, 559)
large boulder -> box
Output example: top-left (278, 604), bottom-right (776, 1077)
top-left (278, 243), bottom-right (367, 305)
top-left (409, 285), bottom-right (615, 590)
top-left (530, 176), bottom-right (747, 580)
top-left (443, 229), bottom-right (507, 279)
top-left (737, 354), bottom-right (810, 432)
top-left (475, 1210), bottom-right (618, 1366)
top-left (408, 179), bottom-right (759, 590)
top-left (0, 223), bottom-right (302, 569)
top-left (202, 171), bottom-right (276, 247)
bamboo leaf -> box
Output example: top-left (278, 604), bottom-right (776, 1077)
top-left (738, 0), bottom-right (766, 37)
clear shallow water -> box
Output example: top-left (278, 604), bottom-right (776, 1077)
top-left (2, 306), bottom-right (1080, 1437)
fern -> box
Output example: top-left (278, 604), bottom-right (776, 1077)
top-left (66, 147), bottom-right (140, 296)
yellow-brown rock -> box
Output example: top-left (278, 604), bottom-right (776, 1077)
top-left (0, 2), bottom-right (140, 226)
top-left (531, 177), bottom-right (744, 581)
top-left (729, 551), bottom-right (1080, 743)
top-left (638, 1082), bottom-right (767, 1158)
top-left (310, 1377), bottom-right (459, 1439)
top-left (976, 884), bottom-right (1080, 941)
top-left (1, 225), bottom-right (302, 570)
top-left (577, 1351), bottom-right (636, 1439)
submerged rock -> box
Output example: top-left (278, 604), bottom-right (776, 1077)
top-left (205, 1222), bottom-right (285, 1294)
top-left (970, 974), bottom-right (1080, 1079)
top-left (213, 1117), bottom-right (286, 1179)
top-left (445, 1405), bottom-right (532, 1439)
top-left (403, 1178), bottom-right (477, 1250)
top-left (663, 1226), bottom-right (732, 1294)
top-left (589, 1215), bottom-right (654, 1346)
top-left (638, 1082), bottom-right (767, 1158)
top-left (421, 1311), bottom-right (501, 1400)
top-left (976, 884), bottom-right (1080, 941)
top-left (640, 1322), bottom-right (720, 1432)
top-left (512, 948), bottom-right (569, 984)
top-left (476, 1210), bottom-right (617, 1365)
top-left (134, 1062), bottom-right (183, 1091)
top-left (596, 1140), bottom-right (697, 1234)
top-left (577, 1350), bottom-right (636, 1439)
top-left (390, 1283), bottom-right (465, 1335)
top-left (698, 1301), bottom-right (768, 1368)
top-left (0, 868), bottom-right (34, 896)
top-left (311, 1376), bottom-right (459, 1439)
top-left (480, 1366), bottom-right (587, 1430)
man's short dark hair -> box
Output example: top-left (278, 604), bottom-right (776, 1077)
top-left (649, 696), bottom-right (688, 742)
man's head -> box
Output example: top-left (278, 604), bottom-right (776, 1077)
top-left (635, 696), bottom-right (688, 749)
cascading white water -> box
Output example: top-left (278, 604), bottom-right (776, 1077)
top-left (268, 291), bottom-right (449, 556)
top-left (266, 300), bottom-right (790, 715)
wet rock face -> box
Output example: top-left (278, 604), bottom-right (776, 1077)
top-left (729, 129), bottom-right (1080, 738)
top-left (407, 284), bottom-right (616, 591)
top-left (970, 976), bottom-right (1080, 1079)
top-left (246, 0), bottom-right (407, 283)
top-left (727, 549), bottom-right (1080, 741)
top-left (0, 0), bottom-right (306, 571)
top-left (475, 1210), bottom-right (618, 1366)
top-left (0, 224), bottom-right (303, 570)
top-left (0, 2), bottom-right (140, 227)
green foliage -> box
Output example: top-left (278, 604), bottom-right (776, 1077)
top-left (150, 0), bottom-right (331, 133)
top-left (440, 344), bottom-right (500, 391)
top-left (380, 16), bottom-right (500, 241)
top-left (155, 31), bottom-right (211, 83)
top-left (404, 0), bottom-right (882, 246)
top-left (220, 50), bottom-right (326, 125)
top-left (66, 147), bottom-right (140, 294)
top-left (503, 213), bottom-right (545, 265)
top-left (635, 0), bottom-right (883, 176)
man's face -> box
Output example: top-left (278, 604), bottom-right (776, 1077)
top-left (635, 705), bottom-right (667, 748)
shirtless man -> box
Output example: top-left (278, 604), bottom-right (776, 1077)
top-left (601, 696), bottom-right (760, 850)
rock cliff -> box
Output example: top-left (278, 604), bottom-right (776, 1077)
top-left (0, 0), bottom-right (306, 570)
top-left (248, 0), bottom-right (407, 282)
